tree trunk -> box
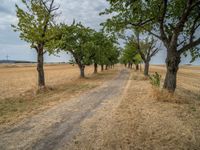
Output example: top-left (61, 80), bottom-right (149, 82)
top-left (140, 63), bottom-right (142, 72)
top-left (79, 64), bottom-right (85, 78)
top-left (37, 51), bottom-right (45, 89)
top-left (128, 62), bottom-right (131, 69)
top-left (101, 64), bottom-right (104, 71)
top-left (163, 53), bottom-right (181, 92)
top-left (144, 61), bottom-right (150, 76)
top-left (105, 65), bottom-right (108, 70)
top-left (94, 63), bottom-right (98, 74)
top-left (136, 64), bottom-right (139, 71)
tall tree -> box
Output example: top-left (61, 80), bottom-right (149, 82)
top-left (88, 31), bottom-right (107, 74)
top-left (121, 40), bottom-right (142, 70)
top-left (132, 33), bottom-right (160, 76)
top-left (101, 0), bottom-right (200, 92)
top-left (12, 0), bottom-right (59, 89)
top-left (89, 32), bottom-right (119, 73)
top-left (56, 23), bottom-right (93, 78)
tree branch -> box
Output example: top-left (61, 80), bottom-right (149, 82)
top-left (174, 0), bottom-right (193, 33)
top-left (158, 0), bottom-right (169, 43)
top-left (178, 37), bottom-right (200, 54)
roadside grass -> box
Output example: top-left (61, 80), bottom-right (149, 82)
top-left (0, 68), bottom-right (118, 127)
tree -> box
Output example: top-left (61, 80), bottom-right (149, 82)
top-left (56, 23), bottom-right (93, 78)
top-left (88, 31), bottom-right (107, 74)
top-left (89, 31), bottom-right (119, 73)
top-left (101, 0), bottom-right (200, 92)
top-left (12, 0), bottom-right (59, 89)
top-left (121, 40), bottom-right (142, 70)
top-left (131, 33), bottom-right (160, 76)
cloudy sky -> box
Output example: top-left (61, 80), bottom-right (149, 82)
top-left (0, 0), bottom-right (199, 64)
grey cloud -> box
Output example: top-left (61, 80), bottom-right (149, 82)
top-left (0, 5), bottom-right (12, 14)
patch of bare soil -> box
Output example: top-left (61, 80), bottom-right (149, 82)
top-left (67, 70), bottom-right (200, 150)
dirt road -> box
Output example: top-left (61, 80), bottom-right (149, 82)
top-left (0, 69), bottom-right (130, 150)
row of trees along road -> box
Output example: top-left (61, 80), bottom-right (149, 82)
top-left (101, 0), bottom-right (200, 92)
top-left (119, 37), bottom-right (143, 70)
top-left (12, 0), bottom-right (119, 89)
top-left (54, 23), bottom-right (119, 78)
top-left (121, 32), bottom-right (160, 76)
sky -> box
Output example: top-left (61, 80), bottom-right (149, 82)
top-left (0, 0), bottom-right (199, 65)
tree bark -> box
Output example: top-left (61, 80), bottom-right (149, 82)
top-left (163, 52), bottom-right (181, 92)
top-left (105, 65), bottom-right (108, 70)
top-left (94, 63), bottom-right (98, 74)
top-left (79, 64), bottom-right (85, 78)
top-left (37, 50), bottom-right (45, 89)
top-left (136, 64), bottom-right (139, 71)
top-left (140, 63), bottom-right (142, 72)
top-left (101, 64), bottom-right (104, 71)
top-left (144, 61), bottom-right (150, 76)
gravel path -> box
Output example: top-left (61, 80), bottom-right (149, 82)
top-left (0, 69), bottom-right (130, 150)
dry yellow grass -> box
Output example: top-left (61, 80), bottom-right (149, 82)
top-left (65, 66), bottom-right (200, 150)
top-left (0, 64), bottom-right (95, 99)
top-left (149, 65), bottom-right (200, 101)
top-left (0, 64), bottom-right (119, 127)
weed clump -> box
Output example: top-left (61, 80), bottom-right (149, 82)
top-left (149, 72), bottom-right (161, 87)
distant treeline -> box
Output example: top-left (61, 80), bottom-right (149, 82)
top-left (0, 60), bottom-right (36, 64)
top-left (0, 60), bottom-right (67, 64)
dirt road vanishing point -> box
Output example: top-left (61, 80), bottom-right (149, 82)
top-left (0, 69), bottom-right (130, 150)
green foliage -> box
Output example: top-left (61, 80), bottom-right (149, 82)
top-left (88, 31), bottom-right (119, 66)
top-left (149, 72), bottom-right (162, 87)
top-left (55, 22), bottom-right (119, 67)
top-left (120, 37), bottom-right (142, 65)
top-left (12, 0), bottom-right (58, 51)
top-left (55, 22), bottom-right (94, 66)
top-left (101, 0), bottom-right (200, 61)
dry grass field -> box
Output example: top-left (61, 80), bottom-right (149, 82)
top-left (150, 65), bottom-right (200, 101)
top-left (0, 64), bottom-right (94, 99)
top-left (0, 64), bottom-right (200, 149)
top-left (0, 64), bottom-right (119, 127)
top-left (65, 65), bottom-right (200, 150)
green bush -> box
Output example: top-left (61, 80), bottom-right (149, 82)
top-left (149, 72), bottom-right (161, 87)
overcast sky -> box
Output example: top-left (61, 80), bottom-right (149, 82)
top-left (0, 0), bottom-right (199, 64)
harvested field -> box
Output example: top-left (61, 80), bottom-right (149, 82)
top-left (0, 64), bottom-right (200, 150)
top-left (0, 64), bottom-right (119, 127)
top-left (0, 64), bottom-right (94, 99)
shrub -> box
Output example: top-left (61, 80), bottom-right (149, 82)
top-left (149, 72), bottom-right (161, 87)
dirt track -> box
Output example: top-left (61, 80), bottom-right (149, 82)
top-left (0, 69), bottom-right (130, 150)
